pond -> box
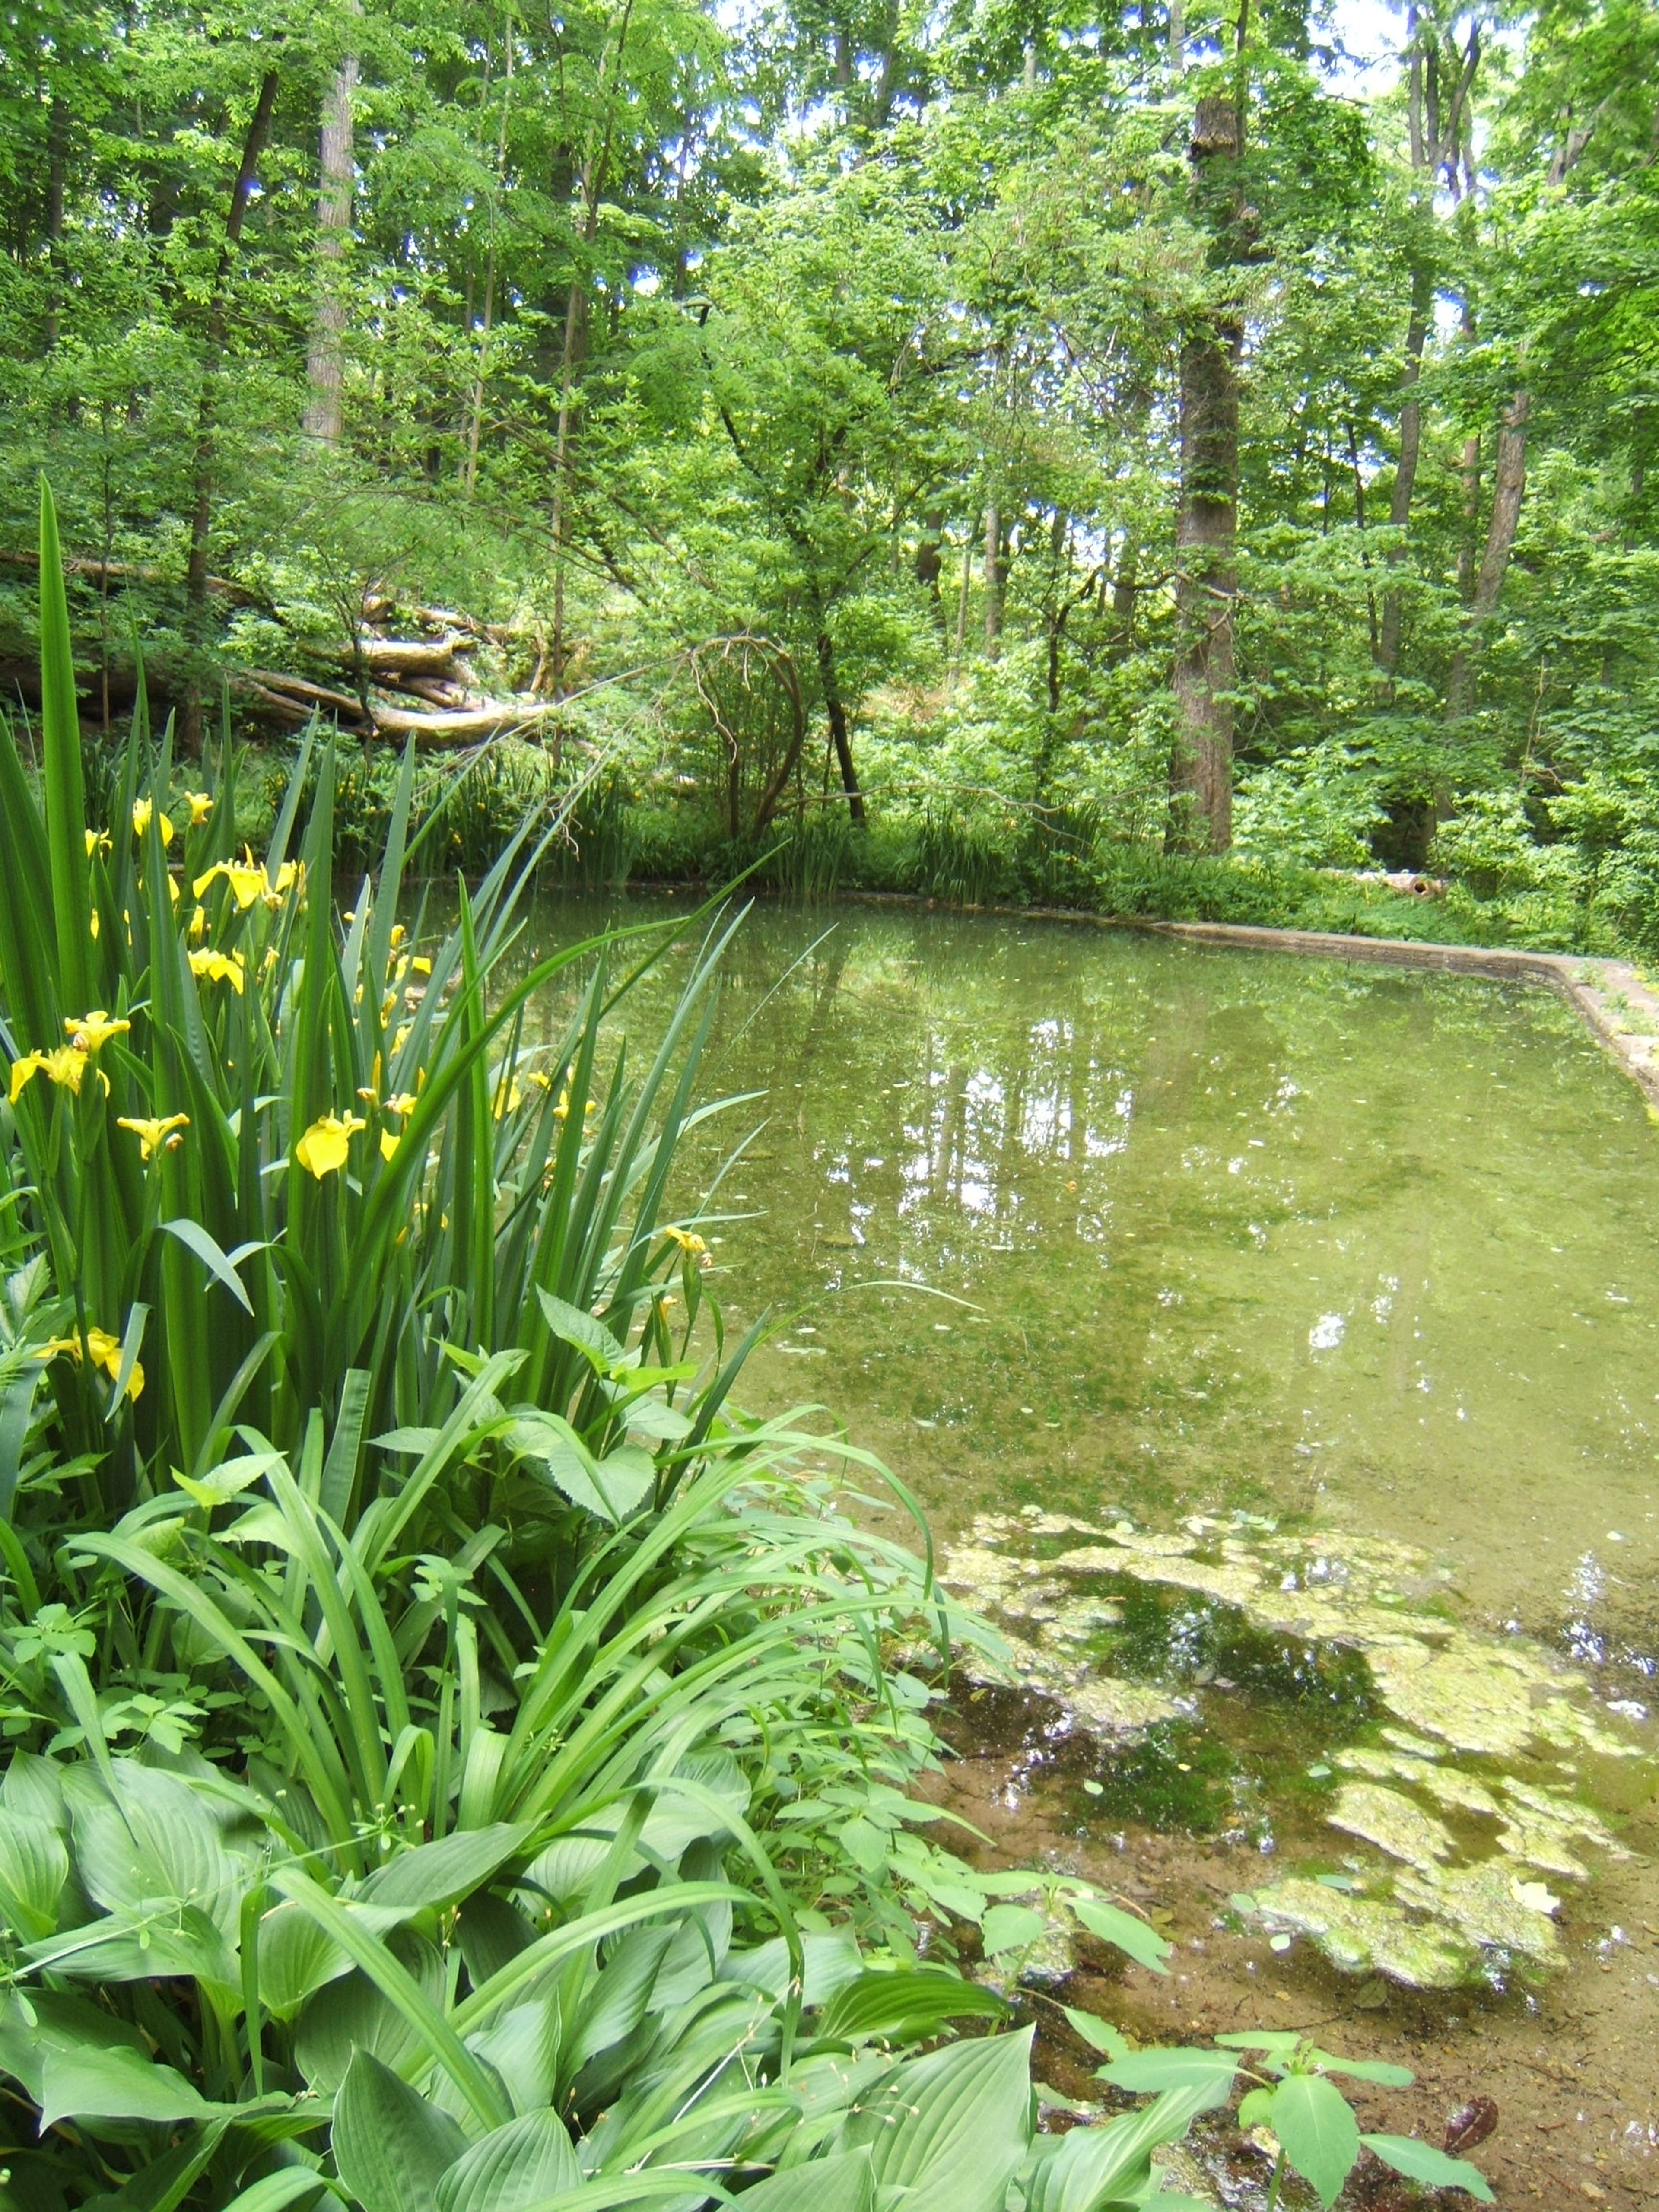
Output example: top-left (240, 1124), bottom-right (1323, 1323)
top-left (529, 894), bottom-right (1659, 2196)
top-left (544, 895), bottom-right (1659, 1650)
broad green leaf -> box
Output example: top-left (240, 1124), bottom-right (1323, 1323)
top-left (817, 1966), bottom-right (1009, 2043)
top-left (1071, 1896), bottom-right (1172, 1976)
top-left (1306, 2050), bottom-right (1414, 2086)
top-left (465, 1995), bottom-right (561, 2117)
top-left (620, 1396), bottom-right (693, 1442)
top-left (535, 1290), bottom-right (626, 1374)
top-left (332, 2049), bottom-right (469, 2212)
top-left (255, 1898), bottom-right (371, 2019)
top-left (568, 1923), bottom-right (675, 2070)
top-left (1361, 2133), bottom-right (1495, 2202)
top-left (25, 1901), bottom-right (236, 1990)
top-left (296, 1933), bottom-right (445, 2094)
top-left (219, 2174), bottom-right (333, 2212)
top-left (1095, 2049), bottom-right (1238, 2113)
top-left (1023, 2084), bottom-right (1211, 2212)
top-left (981, 1902), bottom-right (1048, 1955)
top-left (0, 1808), bottom-right (67, 1939)
top-left (38, 2044), bottom-right (212, 2131)
top-left (1269, 2073), bottom-right (1360, 2209)
top-left (842, 2027), bottom-right (1034, 2212)
top-left (733, 2150), bottom-right (877, 2212)
top-left (66, 1761), bottom-right (242, 1936)
top-left (435, 2109), bottom-right (582, 2212)
top-left (359, 1823), bottom-right (532, 1912)
top-left (0, 1987), bottom-right (149, 2102)
top-left (174, 1451), bottom-right (286, 1512)
top-left (508, 1413), bottom-right (651, 1522)
top-left (1061, 2008), bottom-right (1129, 2061)
top-left (722, 1930), bottom-right (862, 2005)
top-left (1236, 2086), bottom-right (1276, 2126)
top-left (1214, 2030), bottom-right (1301, 2054)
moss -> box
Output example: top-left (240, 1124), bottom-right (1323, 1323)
top-left (1250, 1876), bottom-right (1474, 1989)
top-left (943, 1511), bottom-right (1646, 1988)
top-left (1328, 1782), bottom-right (1458, 1872)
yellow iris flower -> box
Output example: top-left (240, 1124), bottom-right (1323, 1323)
top-left (133, 798), bottom-right (175, 846)
top-left (188, 950), bottom-right (245, 994)
top-left (36, 1325), bottom-right (143, 1401)
top-left (65, 1010), bottom-right (130, 1052)
top-left (117, 1112), bottom-right (190, 1160)
top-left (193, 850), bottom-right (265, 909)
top-left (10, 1045), bottom-right (102, 1103)
top-left (295, 1112), bottom-right (366, 1179)
top-left (185, 792), bottom-right (213, 826)
top-left (84, 827), bottom-right (111, 858)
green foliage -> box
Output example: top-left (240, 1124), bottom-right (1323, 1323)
top-left (0, 510), bottom-right (1246, 2212)
top-left (4, 0), bottom-right (1658, 949)
top-left (1093, 2031), bottom-right (1492, 2209)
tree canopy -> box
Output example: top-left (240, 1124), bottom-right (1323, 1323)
top-left (3, 0), bottom-right (1656, 936)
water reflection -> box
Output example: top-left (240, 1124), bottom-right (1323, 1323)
top-left (531, 899), bottom-right (1659, 1649)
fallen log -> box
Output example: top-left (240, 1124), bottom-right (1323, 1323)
top-left (238, 668), bottom-right (367, 720)
top-left (340, 636), bottom-right (458, 678)
top-left (369, 699), bottom-right (559, 746)
top-left (0, 547), bottom-right (272, 610)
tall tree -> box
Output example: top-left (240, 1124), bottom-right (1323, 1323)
top-left (303, 36), bottom-right (358, 442)
top-left (1170, 89), bottom-right (1245, 853)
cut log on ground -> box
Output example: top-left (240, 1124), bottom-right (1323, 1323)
top-left (368, 699), bottom-right (560, 745)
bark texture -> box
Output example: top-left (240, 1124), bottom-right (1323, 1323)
top-left (1170, 92), bottom-right (1242, 854)
top-left (1447, 387), bottom-right (1530, 718)
top-left (303, 51), bottom-right (357, 441)
top-left (816, 628), bottom-right (867, 828)
top-left (183, 68), bottom-right (281, 751)
top-left (1378, 260), bottom-right (1431, 676)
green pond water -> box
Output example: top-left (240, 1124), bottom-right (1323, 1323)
top-left (531, 896), bottom-right (1659, 1665)
top-left (513, 896), bottom-right (1659, 1988)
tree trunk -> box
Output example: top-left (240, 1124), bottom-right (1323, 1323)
top-left (1446, 387), bottom-right (1529, 719)
top-left (1378, 258), bottom-right (1430, 677)
top-left (43, 95), bottom-right (67, 352)
top-left (982, 501), bottom-right (1003, 653)
top-left (949, 511), bottom-right (977, 687)
top-left (915, 510), bottom-right (944, 614)
top-left (815, 629), bottom-right (866, 827)
top-left (550, 0), bottom-right (635, 709)
top-left (1110, 535), bottom-right (1138, 658)
top-left (1170, 93), bottom-right (1242, 855)
top-left (464, 11), bottom-right (515, 495)
top-left (182, 68), bottom-right (281, 753)
top-left (303, 49), bottom-right (357, 440)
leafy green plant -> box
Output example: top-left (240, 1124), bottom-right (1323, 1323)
top-left (0, 491), bottom-right (1231, 2212)
top-left (1087, 2027), bottom-right (1494, 2207)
